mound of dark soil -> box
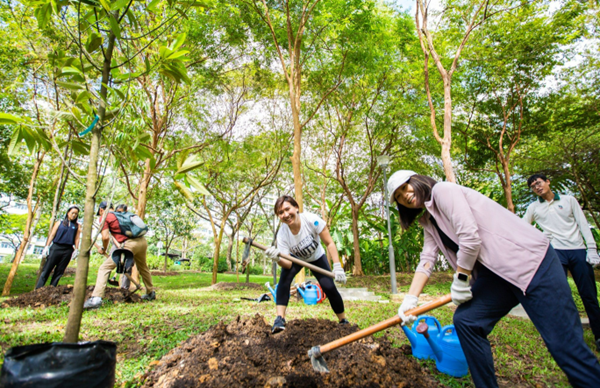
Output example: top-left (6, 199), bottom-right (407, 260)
top-left (209, 282), bottom-right (263, 291)
top-left (1, 285), bottom-right (141, 308)
top-left (142, 314), bottom-right (442, 388)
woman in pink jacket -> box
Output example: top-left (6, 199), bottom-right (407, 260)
top-left (389, 170), bottom-right (600, 388)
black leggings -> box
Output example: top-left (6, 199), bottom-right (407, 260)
top-left (35, 243), bottom-right (73, 289)
top-left (276, 254), bottom-right (345, 314)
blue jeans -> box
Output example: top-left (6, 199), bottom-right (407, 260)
top-left (556, 249), bottom-right (600, 340)
top-left (454, 246), bottom-right (600, 388)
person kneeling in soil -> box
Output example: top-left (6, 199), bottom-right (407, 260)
top-left (265, 195), bottom-right (348, 334)
top-left (388, 170), bottom-right (600, 388)
top-left (36, 205), bottom-right (81, 289)
top-left (83, 201), bottom-right (155, 309)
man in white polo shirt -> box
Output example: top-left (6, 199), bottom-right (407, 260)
top-left (524, 173), bottom-right (600, 351)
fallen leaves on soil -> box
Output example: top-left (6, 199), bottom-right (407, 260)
top-left (1, 285), bottom-right (141, 308)
top-left (142, 314), bottom-right (442, 388)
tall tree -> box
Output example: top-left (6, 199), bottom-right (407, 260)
top-left (455, 1), bottom-right (584, 212)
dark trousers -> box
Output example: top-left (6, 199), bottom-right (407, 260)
top-left (276, 255), bottom-right (345, 314)
top-left (35, 244), bottom-right (73, 289)
top-left (556, 249), bottom-right (600, 340)
top-left (453, 246), bottom-right (600, 388)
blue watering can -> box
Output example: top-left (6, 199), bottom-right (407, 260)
top-left (296, 284), bottom-right (322, 305)
top-left (417, 322), bottom-right (469, 377)
top-left (265, 282), bottom-right (279, 304)
top-left (401, 315), bottom-right (442, 360)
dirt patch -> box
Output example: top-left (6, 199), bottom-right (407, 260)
top-left (142, 314), bottom-right (443, 388)
top-left (150, 271), bottom-right (181, 276)
top-left (1, 285), bottom-right (141, 308)
top-left (209, 282), bottom-right (263, 291)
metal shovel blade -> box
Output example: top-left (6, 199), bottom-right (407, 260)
top-left (308, 346), bottom-right (329, 373)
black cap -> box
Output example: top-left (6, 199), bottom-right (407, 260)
top-left (96, 201), bottom-right (112, 216)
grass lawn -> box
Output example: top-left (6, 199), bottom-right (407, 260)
top-left (1, 262), bottom-right (599, 387)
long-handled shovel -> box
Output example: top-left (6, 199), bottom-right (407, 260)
top-left (242, 237), bottom-right (335, 279)
top-left (308, 294), bottom-right (452, 373)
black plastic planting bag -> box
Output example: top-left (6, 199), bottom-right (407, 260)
top-left (0, 340), bottom-right (116, 388)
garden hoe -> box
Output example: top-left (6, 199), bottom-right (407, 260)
top-left (242, 237), bottom-right (335, 279)
top-left (308, 294), bottom-right (453, 373)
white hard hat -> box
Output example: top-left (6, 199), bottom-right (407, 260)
top-left (387, 170), bottom-right (417, 203)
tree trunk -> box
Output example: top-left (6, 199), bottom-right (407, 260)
top-left (136, 158), bottom-right (152, 219)
top-left (212, 224), bottom-right (225, 285)
top-left (64, 32), bottom-right (116, 343)
top-left (441, 77), bottom-right (456, 183)
top-left (2, 152), bottom-right (45, 296)
top-left (164, 243), bottom-right (169, 273)
top-left (21, 202), bottom-right (43, 264)
top-left (501, 160), bottom-right (515, 213)
top-left (350, 206), bottom-right (363, 276)
top-left (226, 232), bottom-right (234, 272)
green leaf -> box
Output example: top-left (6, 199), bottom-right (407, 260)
top-left (108, 14), bottom-right (121, 39)
top-left (0, 113), bottom-right (24, 124)
top-left (186, 175), bottom-right (210, 195)
top-left (171, 33), bottom-right (186, 51)
top-left (177, 154), bottom-right (203, 174)
top-left (71, 140), bottom-right (91, 156)
top-left (71, 107), bottom-right (82, 122)
top-left (166, 50), bottom-right (189, 60)
top-left (33, 4), bottom-right (52, 29)
top-left (147, 0), bottom-right (162, 12)
top-left (56, 81), bottom-right (84, 90)
top-left (98, 0), bottom-right (111, 12)
top-left (62, 66), bottom-right (83, 75)
top-left (173, 180), bottom-right (193, 201)
top-left (85, 32), bottom-right (103, 53)
top-left (7, 128), bottom-right (22, 156)
top-left (111, 0), bottom-right (129, 10)
top-left (76, 90), bottom-right (92, 103)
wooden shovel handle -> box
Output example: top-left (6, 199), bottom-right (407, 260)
top-left (242, 237), bottom-right (335, 279)
top-left (318, 294), bottom-right (452, 355)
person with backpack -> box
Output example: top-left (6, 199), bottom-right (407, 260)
top-left (84, 201), bottom-right (155, 309)
top-left (110, 204), bottom-right (140, 291)
top-left (35, 205), bottom-right (81, 289)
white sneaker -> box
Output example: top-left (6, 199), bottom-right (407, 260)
top-left (83, 296), bottom-right (102, 309)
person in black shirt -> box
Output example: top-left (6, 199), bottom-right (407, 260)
top-left (35, 205), bottom-right (81, 288)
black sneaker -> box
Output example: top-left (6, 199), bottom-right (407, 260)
top-left (141, 291), bottom-right (156, 301)
top-left (272, 316), bottom-right (286, 334)
top-left (596, 338), bottom-right (600, 352)
top-left (339, 318), bottom-right (350, 325)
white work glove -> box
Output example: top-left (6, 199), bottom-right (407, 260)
top-left (265, 246), bottom-right (281, 263)
top-left (41, 246), bottom-right (50, 258)
top-left (333, 262), bottom-right (346, 283)
top-left (451, 272), bottom-right (473, 306)
top-left (71, 249), bottom-right (79, 260)
top-left (398, 294), bottom-right (418, 326)
top-left (587, 249), bottom-right (600, 267)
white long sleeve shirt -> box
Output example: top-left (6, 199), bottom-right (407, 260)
top-left (524, 193), bottom-right (597, 250)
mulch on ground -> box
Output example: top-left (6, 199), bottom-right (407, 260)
top-left (142, 314), bottom-right (443, 388)
top-left (208, 282), bottom-right (263, 291)
top-left (1, 285), bottom-right (141, 308)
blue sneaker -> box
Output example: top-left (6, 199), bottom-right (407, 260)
top-left (272, 316), bottom-right (286, 334)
